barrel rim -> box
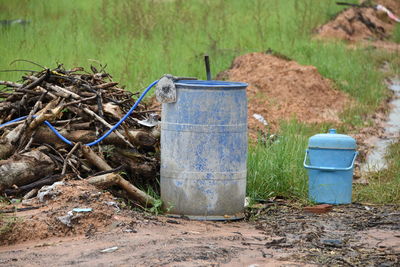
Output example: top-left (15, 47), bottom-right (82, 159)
top-left (175, 80), bottom-right (248, 88)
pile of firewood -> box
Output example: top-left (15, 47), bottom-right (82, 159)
top-left (0, 64), bottom-right (160, 207)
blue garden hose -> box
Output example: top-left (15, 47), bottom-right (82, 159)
top-left (0, 80), bottom-right (159, 147)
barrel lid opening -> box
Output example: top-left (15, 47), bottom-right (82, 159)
top-left (175, 80), bottom-right (248, 88)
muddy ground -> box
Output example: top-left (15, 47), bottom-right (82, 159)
top-left (0, 197), bottom-right (399, 266)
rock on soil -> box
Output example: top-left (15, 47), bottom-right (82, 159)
top-left (315, 0), bottom-right (400, 50)
top-left (217, 52), bottom-right (350, 138)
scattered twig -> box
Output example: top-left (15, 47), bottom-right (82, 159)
top-left (82, 106), bottom-right (135, 148)
top-left (0, 80), bottom-right (22, 88)
top-left (0, 206), bottom-right (41, 213)
top-left (61, 142), bottom-right (81, 175)
top-left (4, 174), bottom-right (69, 195)
top-left (10, 59), bottom-right (46, 70)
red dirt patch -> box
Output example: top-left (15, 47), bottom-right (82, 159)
top-left (315, 0), bottom-right (400, 48)
top-left (216, 52), bottom-right (350, 138)
top-left (0, 180), bottom-right (144, 245)
top-left (0, 203), bottom-right (398, 266)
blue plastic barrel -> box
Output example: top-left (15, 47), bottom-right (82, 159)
top-left (160, 80), bottom-right (248, 220)
top-left (304, 129), bottom-right (358, 204)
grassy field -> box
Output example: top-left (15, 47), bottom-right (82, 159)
top-left (1, 0), bottom-right (399, 204)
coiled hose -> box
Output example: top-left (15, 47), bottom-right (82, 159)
top-left (0, 80), bottom-right (159, 147)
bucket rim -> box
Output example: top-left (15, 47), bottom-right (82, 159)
top-left (175, 80), bottom-right (248, 88)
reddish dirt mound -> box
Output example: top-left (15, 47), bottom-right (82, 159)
top-left (315, 0), bottom-right (400, 43)
top-left (0, 180), bottom-right (142, 245)
top-left (217, 52), bottom-right (350, 138)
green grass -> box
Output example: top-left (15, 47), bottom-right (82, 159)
top-left (0, 213), bottom-right (17, 237)
top-left (354, 141), bottom-right (400, 204)
top-left (392, 24), bottom-right (400, 44)
top-left (0, 1), bottom-right (372, 97)
top-left (0, 0), bottom-right (399, 204)
top-left (0, 198), bottom-right (17, 237)
top-left (1, 0), bottom-right (389, 122)
top-left (247, 121), bottom-right (310, 201)
top-left (0, 0), bottom-right (387, 120)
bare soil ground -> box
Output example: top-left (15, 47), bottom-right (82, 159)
top-left (216, 52), bottom-right (351, 138)
top-left (1, 192), bottom-right (399, 266)
top-left (315, 0), bottom-right (400, 50)
top-left (0, 180), bottom-right (125, 245)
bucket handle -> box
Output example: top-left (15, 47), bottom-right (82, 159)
top-left (303, 149), bottom-right (358, 171)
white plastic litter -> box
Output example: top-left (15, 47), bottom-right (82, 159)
top-left (37, 181), bottom-right (64, 202)
top-left (57, 211), bottom-right (74, 227)
top-left (253, 113), bottom-right (268, 126)
top-left (105, 201), bottom-right (121, 212)
top-left (72, 208), bottom-right (92, 213)
top-left (57, 208), bottom-right (92, 227)
top-left (244, 197), bottom-right (251, 207)
top-left (135, 113), bottom-right (159, 128)
top-left (100, 246), bottom-right (119, 253)
top-left (376, 5), bottom-right (400, 23)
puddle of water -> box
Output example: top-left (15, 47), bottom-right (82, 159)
top-left (391, 83), bottom-right (400, 92)
top-left (387, 98), bottom-right (400, 135)
top-left (361, 80), bottom-right (400, 173)
top-left (362, 139), bottom-right (392, 171)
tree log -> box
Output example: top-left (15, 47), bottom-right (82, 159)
top-left (125, 130), bottom-right (157, 147)
top-left (69, 122), bottom-right (92, 130)
top-left (0, 102), bottom-right (12, 112)
top-left (117, 176), bottom-right (155, 207)
top-left (87, 173), bottom-right (119, 189)
top-left (33, 126), bottom-right (158, 148)
top-left (82, 146), bottom-right (155, 207)
top-left (0, 148), bottom-right (56, 192)
top-left (87, 172), bottom-right (155, 207)
top-left (0, 124), bottom-right (23, 159)
top-left (81, 145), bottom-right (112, 171)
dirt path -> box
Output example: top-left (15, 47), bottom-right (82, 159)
top-left (0, 216), bottom-right (302, 267)
top-left (1, 203), bottom-right (398, 266)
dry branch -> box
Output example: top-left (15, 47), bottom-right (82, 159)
top-left (83, 146), bottom-right (155, 206)
top-left (4, 174), bottom-right (70, 195)
top-left (0, 81), bottom-right (22, 88)
top-left (0, 65), bottom-right (160, 209)
top-left (82, 106), bottom-right (134, 148)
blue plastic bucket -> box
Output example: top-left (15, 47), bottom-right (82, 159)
top-left (303, 129), bottom-right (358, 204)
top-left (160, 80), bottom-right (248, 220)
